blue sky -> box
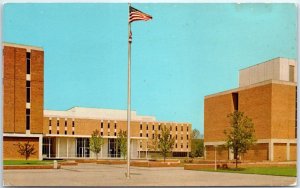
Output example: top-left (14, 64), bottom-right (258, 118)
top-left (3, 3), bottom-right (297, 133)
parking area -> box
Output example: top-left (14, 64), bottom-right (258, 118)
top-left (3, 163), bottom-right (297, 186)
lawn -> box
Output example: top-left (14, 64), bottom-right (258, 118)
top-left (198, 166), bottom-right (297, 177)
top-left (4, 160), bottom-right (58, 165)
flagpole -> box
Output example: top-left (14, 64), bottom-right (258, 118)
top-left (127, 2), bottom-right (132, 179)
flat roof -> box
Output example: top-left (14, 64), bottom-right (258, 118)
top-left (204, 79), bottom-right (297, 99)
top-left (239, 57), bottom-right (296, 71)
top-left (3, 42), bottom-right (44, 51)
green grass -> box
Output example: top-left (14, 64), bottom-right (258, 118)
top-left (4, 160), bottom-right (57, 165)
top-left (197, 166), bottom-right (296, 177)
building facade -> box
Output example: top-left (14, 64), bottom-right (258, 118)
top-left (3, 43), bottom-right (191, 160)
top-left (204, 58), bottom-right (297, 161)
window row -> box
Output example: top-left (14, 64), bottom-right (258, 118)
top-left (49, 130), bottom-right (75, 135)
top-left (139, 123), bottom-right (189, 132)
top-left (140, 133), bottom-right (189, 140)
top-left (49, 119), bottom-right (75, 127)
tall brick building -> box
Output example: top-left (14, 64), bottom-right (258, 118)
top-left (3, 43), bottom-right (191, 160)
top-left (204, 58), bottom-right (297, 161)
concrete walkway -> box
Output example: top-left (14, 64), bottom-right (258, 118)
top-left (3, 163), bottom-right (297, 186)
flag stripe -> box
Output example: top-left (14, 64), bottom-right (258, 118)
top-left (129, 6), bottom-right (152, 23)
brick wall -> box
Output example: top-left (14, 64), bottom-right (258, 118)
top-left (273, 143), bottom-right (287, 161)
top-left (204, 93), bottom-right (233, 142)
top-left (290, 143), bottom-right (297, 161)
top-left (3, 137), bottom-right (39, 160)
top-left (271, 84), bottom-right (296, 139)
top-left (242, 143), bottom-right (268, 161)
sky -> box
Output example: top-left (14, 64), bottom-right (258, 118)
top-left (3, 3), bottom-right (297, 133)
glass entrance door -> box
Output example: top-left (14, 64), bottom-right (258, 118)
top-left (108, 138), bottom-right (120, 158)
top-left (76, 138), bottom-right (90, 158)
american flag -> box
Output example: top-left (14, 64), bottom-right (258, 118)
top-left (129, 6), bottom-right (152, 23)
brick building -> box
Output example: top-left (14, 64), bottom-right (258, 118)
top-left (204, 57), bottom-right (297, 161)
top-left (3, 43), bottom-right (191, 160)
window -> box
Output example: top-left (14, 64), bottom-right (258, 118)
top-left (26, 81), bottom-right (30, 103)
top-left (158, 125), bottom-right (161, 130)
top-left (158, 134), bottom-right (161, 139)
top-left (57, 120), bottom-right (59, 126)
top-left (101, 122), bottom-right (103, 128)
top-left (140, 124), bottom-right (142, 130)
top-left (152, 125), bottom-right (154, 130)
top-left (49, 130), bottom-right (51, 134)
top-left (181, 136), bottom-right (183, 140)
top-left (170, 126), bottom-right (172, 131)
top-left (49, 120), bottom-right (52, 126)
top-left (108, 132), bottom-right (110, 136)
top-left (146, 125), bottom-right (148, 130)
top-left (65, 121), bottom-right (67, 127)
top-left (140, 133), bottom-right (142, 137)
top-left (176, 126), bottom-right (177, 131)
top-left (101, 132), bottom-right (103, 136)
top-left (175, 144), bottom-right (177, 148)
top-left (152, 134), bottom-right (154, 139)
top-left (187, 126), bottom-right (189, 132)
top-left (26, 109), bottom-right (30, 130)
top-left (57, 130), bottom-right (59, 134)
top-left (114, 132), bottom-right (117, 136)
top-left (26, 52), bottom-right (30, 74)
top-left (146, 133), bottom-right (148, 137)
top-left (108, 122), bottom-right (110, 129)
top-left (65, 130), bottom-right (67, 135)
top-left (181, 144), bottom-right (183, 148)
top-left (176, 135), bottom-right (177, 139)
top-left (114, 123), bottom-right (117, 129)
top-left (181, 126), bottom-right (183, 131)
top-left (232, 92), bottom-right (239, 111)
top-left (187, 135), bottom-right (189, 140)
top-left (187, 144), bottom-right (189, 148)
top-left (72, 131), bottom-right (75, 135)
top-left (72, 121), bottom-right (75, 127)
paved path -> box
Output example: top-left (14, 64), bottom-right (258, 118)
top-left (3, 163), bottom-right (297, 186)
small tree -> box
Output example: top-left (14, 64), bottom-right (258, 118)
top-left (158, 126), bottom-right (175, 162)
top-left (224, 111), bottom-right (256, 168)
top-left (116, 130), bottom-right (127, 159)
top-left (191, 129), bottom-right (203, 158)
top-left (15, 141), bottom-right (37, 160)
top-left (89, 129), bottom-right (104, 160)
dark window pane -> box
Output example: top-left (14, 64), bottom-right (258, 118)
top-left (26, 52), bottom-right (31, 58)
top-left (49, 130), bottom-right (51, 134)
top-left (26, 88), bottom-right (30, 103)
top-left (26, 115), bottom-right (30, 130)
top-left (57, 130), bottom-right (59, 134)
top-left (26, 58), bottom-right (30, 74)
top-left (65, 121), bottom-right (67, 126)
top-left (49, 120), bottom-right (52, 126)
top-left (101, 122), bottom-right (103, 128)
top-left (114, 123), bottom-right (117, 129)
top-left (65, 131), bottom-right (67, 135)
top-left (72, 121), bottom-right (75, 127)
top-left (26, 81), bottom-right (30, 87)
top-left (26, 109), bottom-right (30, 115)
top-left (57, 120), bottom-right (59, 126)
top-left (108, 123), bottom-right (110, 129)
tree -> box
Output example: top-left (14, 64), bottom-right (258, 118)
top-left (89, 129), bottom-right (104, 160)
top-left (158, 126), bottom-right (175, 162)
top-left (190, 129), bottom-right (204, 158)
top-left (224, 111), bottom-right (256, 168)
top-left (116, 130), bottom-right (127, 159)
top-left (15, 141), bottom-right (37, 160)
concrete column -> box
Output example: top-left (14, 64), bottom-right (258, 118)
top-left (138, 141), bottom-right (140, 159)
top-left (39, 136), bottom-right (43, 160)
top-left (286, 142), bottom-right (290, 161)
top-left (269, 141), bottom-right (273, 161)
top-left (57, 138), bottom-right (60, 158)
top-left (146, 141), bottom-right (148, 159)
top-left (67, 138), bottom-right (69, 158)
top-left (48, 137), bottom-right (51, 158)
